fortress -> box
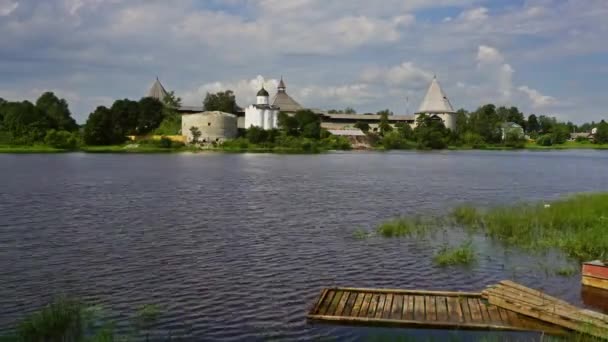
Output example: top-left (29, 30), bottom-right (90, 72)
top-left (147, 76), bottom-right (457, 142)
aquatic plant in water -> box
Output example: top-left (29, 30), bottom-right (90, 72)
top-left (433, 242), bottom-right (477, 267)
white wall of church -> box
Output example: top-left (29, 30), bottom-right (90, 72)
top-left (245, 106), bottom-right (278, 130)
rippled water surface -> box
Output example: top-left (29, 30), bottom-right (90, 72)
top-left (1, 151), bottom-right (608, 340)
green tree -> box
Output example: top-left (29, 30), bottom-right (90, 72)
top-left (294, 110), bottom-right (321, 138)
top-left (538, 115), bottom-right (556, 134)
top-left (203, 90), bottom-right (238, 114)
top-left (35, 92), bottom-right (78, 131)
top-left (137, 97), bottom-right (165, 134)
top-left (2, 101), bottom-right (51, 142)
top-left (354, 121), bottom-right (370, 133)
top-left (527, 114), bottom-right (540, 133)
top-left (83, 106), bottom-right (126, 145)
top-left (551, 123), bottom-right (570, 144)
top-left (504, 130), bottom-right (525, 149)
top-left (468, 104), bottom-right (501, 144)
top-left (414, 114), bottom-right (448, 149)
top-left (155, 91), bottom-right (183, 135)
top-left (246, 126), bottom-right (268, 144)
top-left (395, 122), bottom-right (413, 140)
top-left (278, 112), bottom-right (299, 136)
top-left (594, 120), bottom-right (608, 144)
top-left (536, 134), bottom-right (553, 146)
top-left (376, 109), bottom-right (393, 116)
top-left (454, 109), bottom-right (469, 137)
top-left (343, 107), bottom-right (357, 114)
top-left (381, 131), bottom-right (411, 150)
top-left (378, 112), bottom-right (393, 136)
top-left (110, 99), bottom-right (140, 136)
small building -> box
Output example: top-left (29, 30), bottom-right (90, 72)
top-left (245, 86), bottom-right (280, 129)
top-left (416, 76), bottom-right (457, 131)
top-left (501, 122), bottom-right (525, 141)
top-left (181, 111), bottom-right (238, 144)
top-left (570, 132), bottom-right (592, 141)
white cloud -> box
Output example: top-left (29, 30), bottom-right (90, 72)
top-left (518, 86), bottom-right (558, 108)
top-left (477, 45), bottom-right (504, 65)
top-left (362, 62), bottom-right (432, 87)
top-left (459, 7), bottom-right (488, 21)
top-left (181, 75), bottom-right (279, 108)
top-left (0, 0), bottom-right (18, 16)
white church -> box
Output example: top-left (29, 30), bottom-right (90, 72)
top-left (244, 86), bottom-right (280, 129)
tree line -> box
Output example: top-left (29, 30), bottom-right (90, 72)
top-left (350, 104), bottom-right (608, 149)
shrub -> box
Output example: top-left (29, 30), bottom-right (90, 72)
top-left (536, 134), bottom-right (553, 146)
top-left (504, 131), bottom-right (525, 149)
top-left (17, 298), bottom-right (85, 341)
top-left (44, 129), bottom-right (79, 149)
top-left (158, 137), bottom-right (173, 148)
top-left (463, 132), bottom-right (485, 148)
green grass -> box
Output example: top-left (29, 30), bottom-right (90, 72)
top-left (16, 297), bottom-right (85, 341)
top-left (555, 266), bottom-right (578, 277)
top-left (433, 242), bottom-right (477, 267)
top-left (452, 205), bottom-right (481, 227)
top-left (376, 218), bottom-right (433, 238)
top-left (352, 228), bottom-right (371, 240)
top-left (0, 145), bottom-right (68, 153)
top-left (524, 141), bottom-right (608, 150)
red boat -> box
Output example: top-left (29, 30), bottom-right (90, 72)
top-left (582, 260), bottom-right (608, 290)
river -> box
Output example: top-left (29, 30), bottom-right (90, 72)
top-left (1, 150), bottom-right (608, 340)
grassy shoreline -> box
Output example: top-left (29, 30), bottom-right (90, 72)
top-left (378, 192), bottom-right (608, 261)
top-left (2, 140), bottom-right (608, 154)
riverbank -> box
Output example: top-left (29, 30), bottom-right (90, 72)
top-left (2, 140), bottom-right (608, 154)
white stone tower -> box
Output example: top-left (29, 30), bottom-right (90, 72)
top-left (416, 76), bottom-right (457, 131)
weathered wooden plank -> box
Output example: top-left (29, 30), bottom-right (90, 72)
top-left (468, 298), bottom-right (484, 323)
top-left (583, 276), bottom-right (608, 292)
top-left (358, 293), bottom-right (372, 317)
top-left (460, 297), bottom-right (472, 323)
top-left (307, 314), bottom-right (566, 334)
top-left (342, 292), bottom-right (363, 316)
top-left (367, 294), bottom-right (380, 318)
top-left (318, 290), bottom-right (336, 315)
top-left (435, 297), bottom-right (448, 322)
top-left (486, 294), bottom-right (608, 339)
top-left (327, 291), bottom-right (344, 315)
top-left (382, 294), bottom-right (394, 319)
top-left (391, 294), bottom-right (403, 320)
top-left (404, 295), bottom-right (415, 320)
top-left (414, 296), bottom-right (426, 321)
top-left (486, 304), bottom-right (504, 324)
top-left (426, 296), bottom-right (437, 321)
top-left (477, 299), bottom-right (491, 323)
top-left (374, 294), bottom-right (387, 319)
top-left (349, 293), bottom-right (365, 317)
top-left (332, 287), bottom-right (481, 297)
top-left (446, 297), bottom-right (463, 323)
top-left (310, 289), bottom-right (329, 315)
top-left (334, 292), bottom-right (351, 316)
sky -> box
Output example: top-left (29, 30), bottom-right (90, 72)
top-left (1, 0), bottom-right (607, 124)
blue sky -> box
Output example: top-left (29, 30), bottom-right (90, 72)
top-left (0, 0), bottom-right (607, 124)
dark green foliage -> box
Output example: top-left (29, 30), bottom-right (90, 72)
top-left (504, 130), bottom-right (525, 149)
top-left (527, 114), bottom-right (540, 133)
top-left (17, 298), bottom-right (85, 342)
top-left (203, 90), bottom-right (237, 114)
top-left (110, 99), bottom-right (140, 135)
top-left (468, 104), bottom-right (502, 144)
top-left (378, 111), bottom-right (393, 136)
top-left (536, 134), bottom-right (553, 146)
top-left (278, 110), bottom-right (322, 138)
top-left (454, 109), bottom-right (469, 136)
top-left (354, 121), bottom-right (370, 132)
top-left (463, 132), bottom-right (485, 148)
top-left (246, 126), bottom-right (268, 144)
top-left (381, 131), bottom-right (414, 150)
top-left (551, 123), bottom-right (571, 144)
top-left (395, 122), bottom-right (413, 140)
top-left (594, 120), bottom-right (608, 144)
top-left (158, 137), bottom-right (173, 148)
top-left (137, 97), bottom-right (164, 134)
top-left (278, 112), bottom-right (299, 135)
top-left (2, 101), bottom-right (52, 143)
top-left (496, 106), bottom-right (525, 127)
top-left (83, 106), bottom-right (126, 146)
top-left (35, 92), bottom-right (78, 132)
top-left (155, 91), bottom-right (182, 136)
top-left (328, 107), bottom-right (357, 114)
top-left (414, 114), bottom-right (448, 149)
top-left (44, 130), bottom-right (80, 150)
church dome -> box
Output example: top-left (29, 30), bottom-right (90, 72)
top-left (257, 87), bottom-right (269, 97)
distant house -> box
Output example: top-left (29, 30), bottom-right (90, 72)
top-left (501, 122), bottom-right (524, 141)
top-left (570, 132), bottom-right (592, 141)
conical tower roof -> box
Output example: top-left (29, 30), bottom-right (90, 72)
top-left (417, 76), bottom-right (455, 114)
top-left (271, 77), bottom-right (303, 112)
top-left (147, 78), bottom-right (168, 102)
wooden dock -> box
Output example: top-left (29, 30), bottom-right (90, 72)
top-left (307, 287), bottom-right (569, 336)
